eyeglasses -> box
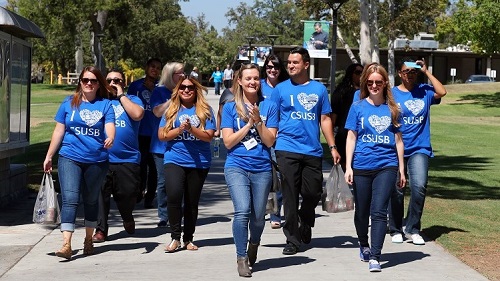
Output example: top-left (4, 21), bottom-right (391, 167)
top-left (81, 78), bottom-right (98, 84)
top-left (266, 65), bottom-right (280, 70)
top-left (179, 84), bottom-right (195, 91)
top-left (401, 69), bottom-right (418, 75)
top-left (367, 80), bottom-right (385, 87)
top-left (354, 70), bottom-right (363, 75)
top-left (106, 78), bottom-right (123, 84)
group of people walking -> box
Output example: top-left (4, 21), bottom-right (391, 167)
top-left (42, 46), bottom-right (445, 276)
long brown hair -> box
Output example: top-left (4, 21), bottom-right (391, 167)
top-left (162, 78), bottom-right (212, 134)
top-left (359, 62), bottom-right (400, 127)
top-left (232, 64), bottom-right (263, 122)
top-left (71, 66), bottom-right (112, 108)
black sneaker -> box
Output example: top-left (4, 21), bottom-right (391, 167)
top-left (300, 223), bottom-right (312, 244)
top-left (282, 243), bottom-right (299, 255)
top-left (157, 220), bottom-right (168, 228)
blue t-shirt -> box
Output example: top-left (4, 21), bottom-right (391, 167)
top-left (352, 89), bottom-right (361, 103)
top-left (221, 100), bottom-right (279, 172)
top-left (150, 86), bottom-right (172, 154)
top-left (271, 79), bottom-right (331, 157)
top-left (55, 96), bottom-right (114, 163)
top-left (211, 71), bottom-right (223, 83)
top-left (108, 95), bottom-right (143, 164)
top-left (260, 79), bottom-right (274, 99)
top-left (393, 84), bottom-right (441, 158)
top-left (345, 99), bottom-right (400, 170)
top-left (159, 106), bottom-right (216, 168)
top-left (127, 78), bottom-right (156, 137)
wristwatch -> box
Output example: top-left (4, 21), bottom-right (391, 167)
top-left (117, 93), bottom-right (126, 100)
top-left (255, 121), bottom-right (263, 127)
top-left (329, 145), bottom-right (337, 150)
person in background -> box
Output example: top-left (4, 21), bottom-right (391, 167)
top-left (388, 57), bottom-right (447, 245)
top-left (43, 66), bottom-right (115, 260)
top-left (93, 70), bottom-right (144, 242)
top-left (331, 63), bottom-right (364, 171)
top-left (271, 47), bottom-right (340, 255)
top-left (214, 85), bottom-right (234, 138)
top-left (150, 62), bottom-right (185, 228)
top-left (189, 66), bottom-right (200, 82)
top-left (223, 64), bottom-right (234, 90)
top-left (221, 64), bottom-right (279, 277)
top-left (127, 58), bottom-right (162, 208)
top-left (209, 66), bottom-right (223, 95)
top-left (260, 54), bottom-right (289, 229)
top-left (344, 62), bottom-right (406, 272)
top-left (158, 77), bottom-right (215, 253)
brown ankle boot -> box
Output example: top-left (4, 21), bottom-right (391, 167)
top-left (83, 237), bottom-right (94, 255)
top-left (237, 257), bottom-right (252, 277)
top-left (55, 242), bottom-right (72, 260)
top-left (247, 242), bottom-right (259, 266)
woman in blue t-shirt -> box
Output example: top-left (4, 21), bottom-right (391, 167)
top-left (344, 63), bottom-right (406, 272)
top-left (158, 77), bottom-right (215, 253)
top-left (221, 64), bottom-right (278, 277)
top-left (43, 66), bottom-right (116, 260)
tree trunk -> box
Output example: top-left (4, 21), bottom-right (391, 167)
top-left (359, 0), bottom-right (372, 65)
top-left (89, 10), bottom-right (108, 73)
top-left (337, 28), bottom-right (359, 64)
top-left (370, 0), bottom-right (380, 63)
top-left (387, 40), bottom-right (395, 86)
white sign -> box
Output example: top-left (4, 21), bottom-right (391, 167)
top-left (450, 68), bottom-right (456, 76)
top-left (491, 70), bottom-right (497, 79)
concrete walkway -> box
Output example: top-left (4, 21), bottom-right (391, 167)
top-left (0, 88), bottom-right (487, 280)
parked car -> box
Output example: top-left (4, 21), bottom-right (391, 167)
top-left (465, 75), bottom-right (494, 83)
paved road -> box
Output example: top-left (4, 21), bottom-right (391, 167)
top-left (0, 88), bottom-right (487, 280)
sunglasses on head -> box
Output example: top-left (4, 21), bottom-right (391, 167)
top-left (179, 84), bottom-right (195, 91)
top-left (367, 80), bottom-right (385, 87)
top-left (81, 78), bottom-right (98, 84)
top-left (401, 69), bottom-right (418, 75)
top-left (106, 78), bottom-right (123, 84)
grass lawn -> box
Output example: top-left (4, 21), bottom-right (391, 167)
top-left (11, 82), bottom-right (500, 279)
top-left (321, 82), bottom-right (500, 280)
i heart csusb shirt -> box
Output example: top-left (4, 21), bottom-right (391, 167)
top-left (345, 99), bottom-right (400, 170)
top-left (55, 95), bottom-right (115, 163)
top-left (271, 79), bottom-right (331, 157)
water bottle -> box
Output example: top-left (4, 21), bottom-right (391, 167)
top-left (213, 137), bottom-right (220, 158)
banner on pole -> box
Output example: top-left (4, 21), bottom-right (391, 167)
top-left (303, 20), bottom-right (330, 58)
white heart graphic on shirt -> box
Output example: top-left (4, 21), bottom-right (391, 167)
top-left (297, 93), bottom-right (319, 111)
top-left (404, 99), bottom-right (425, 116)
top-left (112, 104), bottom-right (125, 119)
top-left (141, 90), bottom-right (151, 104)
top-left (368, 115), bottom-right (391, 134)
top-left (80, 109), bottom-right (103, 127)
top-left (179, 114), bottom-right (200, 128)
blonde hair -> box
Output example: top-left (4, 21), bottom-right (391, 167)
top-left (159, 62), bottom-right (184, 91)
top-left (232, 64), bottom-right (263, 122)
top-left (162, 78), bottom-right (212, 134)
top-left (359, 62), bottom-right (400, 127)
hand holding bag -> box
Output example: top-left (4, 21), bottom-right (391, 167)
top-left (33, 173), bottom-right (61, 224)
top-left (323, 165), bottom-right (354, 213)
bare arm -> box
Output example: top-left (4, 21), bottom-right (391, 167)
top-left (417, 59), bottom-right (447, 99)
top-left (103, 122), bottom-right (115, 149)
top-left (222, 119), bottom-right (254, 150)
top-left (320, 114), bottom-right (340, 165)
top-left (344, 130), bottom-right (357, 185)
top-left (43, 122), bottom-right (65, 172)
top-left (214, 104), bottom-right (223, 137)
top-left (395, 132), bottom-right (407, 188)
top-left (248, 103), bottom-right (277, 148)
top-left (153, 100), bottom-right (171, 118)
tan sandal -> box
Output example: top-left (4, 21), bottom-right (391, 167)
top-left (183, 241), bottom-right (198, 251)
top-left (165, 239), bottom-right (181, 253)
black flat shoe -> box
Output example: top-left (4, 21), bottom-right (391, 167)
top-left (282, 243), bottom-right (298, 255)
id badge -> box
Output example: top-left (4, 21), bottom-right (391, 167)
top-left (243, 137), bottom-right (258, 150)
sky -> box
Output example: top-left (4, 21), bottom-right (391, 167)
top-left (179, 0), bottom-right (253, 33)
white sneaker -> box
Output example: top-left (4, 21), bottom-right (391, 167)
top-left (410, 233), bottom-right (425, 245)
top-left (391, 233), bottom-right (403, 243)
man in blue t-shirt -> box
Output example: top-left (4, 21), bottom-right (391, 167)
top-left (271, 47), bottom-right (340, 255)
top-left (127, 58), bottom-right (162, 208)
top-left (93, 70), bottom-right (145, 242)
top-left (209, 66), bottom-right (223, 95)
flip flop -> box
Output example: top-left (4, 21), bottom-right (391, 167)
top-left (271, 221), bottom-right (281, 229)
top-left (183, 241), bottom-right (198, 251)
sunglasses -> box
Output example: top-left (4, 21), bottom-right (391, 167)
top-left (354, 70), bottom-right (363, 75)
top-left (266, 65), bottom-right (280, 70)
top-left (179, 84), bottom-right (195, 91)
top-left (367, 80), bottom-right (385, 87)
top-left (106, 78), bottom-right (123, 84)
top-left (81, 78), bottom-right (99, 84)
top-left (401, 69), bottom-right (418, 75)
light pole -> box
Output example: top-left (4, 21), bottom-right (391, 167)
top-left (246, 36), bottom-right (255, 63)
top-left (322, 0), bottom-right (348, 92)
top-left (268, 35), bottom-right (279, 55)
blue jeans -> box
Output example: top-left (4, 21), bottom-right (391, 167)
top-left (270, 191), bottom-right (283, 223)
top-left (389, 153), bottom-right (429, 235)
top-left (214, 82), bottom-right (221, 95)
top-left (353, 168), bottom-right (397, 261)
top-left (225, 167), bottom-right (272, 258)
top-left (58, 156), bottom-right (108, 232)
top-left (153, 153), bottom-right (168, 222)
